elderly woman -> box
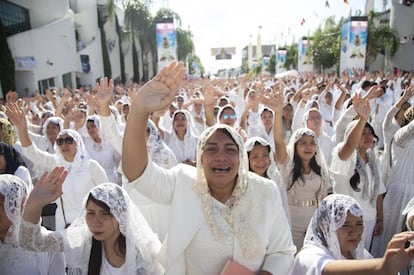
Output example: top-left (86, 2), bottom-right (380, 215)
top-left (289, 194), bottom-right (414, 275)
top-left (120, 62), bottom-right (296, 275)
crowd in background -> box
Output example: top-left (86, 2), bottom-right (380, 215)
top-left (1, 64), bottom-right (414, 274)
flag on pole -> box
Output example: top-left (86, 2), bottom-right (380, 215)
top-left (300, 18), bottom-right (306, 26)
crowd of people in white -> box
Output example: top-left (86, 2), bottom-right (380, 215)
top-left (1, 62), bottom-right (414, 274)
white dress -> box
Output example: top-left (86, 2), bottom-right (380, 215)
top-left (330, 144), bottom-right (386, 249)
top-left (371, 119), bottom-right (414, 258)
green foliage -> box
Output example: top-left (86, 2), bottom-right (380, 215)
top-left (309, 16), bottom-right (342, 72)
top-left (266, 54), bottom-right (276, 75)
top-left (365, 11), bottom-right (399, 67)
top-left (284, 43), bottom-right (298, 70)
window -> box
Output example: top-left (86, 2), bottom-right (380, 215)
top-left (62, 72), bottom-right (72, 89)
top-left (38, 77), bottom-right (55, 94)
top-left (0, 0), bottom-right (31, 37)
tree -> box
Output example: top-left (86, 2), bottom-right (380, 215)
top-left (284, 43), bottom-right (298, 70)
top-left (124, 1), bottom-right (154, 81)
top-left (365, 10), bottom-right (399, 69)
top-left (309, 16), bottom-right (342, 73)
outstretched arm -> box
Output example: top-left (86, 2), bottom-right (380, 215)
top-left (23, 167), bottom-right (68, 224)
top-left (337, 93), bottom-right (370, 160)
top-left (122, 62), bottom-right (185, 181)
top-left (323, 231), bottom-right (414, 275)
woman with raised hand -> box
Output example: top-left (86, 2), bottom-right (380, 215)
top-left (330, 93), bottom-right (385, 251)
top-left (122, 62), bottom-right (295, 274)
top-left (20, 167), bottom-right (163, 274)
top-left (261, 88), bottom-right (330, 251)
top-left (6, 103), bottom-right (108, 230)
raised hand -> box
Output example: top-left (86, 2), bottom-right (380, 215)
top-left (27, 167), bottom-right (68, 207)
top-left (352, 92), bottom-right (370, 120)
top-left (5, 102), bottom-right (27, 130)
top-left (259, 89), bottom-right (284, 113)
top-left (382, 231), bottom-right (414, 275)
top-left (95, 77), bottom-right (114, 106)
top-left (132, 62), bottom-right (185, 114)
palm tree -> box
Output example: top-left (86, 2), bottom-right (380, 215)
top-left (124, 1), bottom-right (155, 82)
top-left (365, 10), bottom-right (399, 70)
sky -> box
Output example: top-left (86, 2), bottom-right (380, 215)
top-left (151, 0), bottom-right (390, 74)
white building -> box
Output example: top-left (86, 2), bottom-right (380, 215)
top-left (1, 0), bottom-right (130, 96)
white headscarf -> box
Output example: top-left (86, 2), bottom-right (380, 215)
top-left (194, 124), bottom-right (261, 259)
top-left (167, 110), bottom-right (198, 163)
top-left (304, 194), bottom-right (365, 259)
top-left (41, 116), bottom-right (64, 137)
top-left (65, 183), bottom-right (163, 274)
top-left (286, 128), bottom-right (330, 201)
top-left (245, 136), bottom-right (279, 181)
top-left (54, 129), bottom-right (89, 174)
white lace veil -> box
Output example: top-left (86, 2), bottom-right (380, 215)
top-left (0, 174), bottom-right (26, 245)
top-left (65, 182), bottom-right (163, 274)
top-left (303, 194), bottom-right (366, 259)
top-left (146, 119), bottom-right (178, 168)
top-left (194, 124), bottom-right (261, 259)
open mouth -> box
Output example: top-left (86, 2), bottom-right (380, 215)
top-left (212, 167), bottom-right (231, 173)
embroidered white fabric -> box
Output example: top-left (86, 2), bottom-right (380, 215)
top-left (303, 194), bottom-right (365, 259)
top-left (146, 119), bottom-right (178, 168)
top-left (20, 183), bottom-right (163, 274)
top-left (1, 175), bottom-right (65, 274)
top-left (194, 124), bottom-right (261, 259)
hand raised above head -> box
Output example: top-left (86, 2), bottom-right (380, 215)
top-left (27, 167), bottom-right (68, 207)
top-left (132, 62), bottom-right (185, 114)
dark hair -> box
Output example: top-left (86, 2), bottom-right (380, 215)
top-left (87, 194), bottom-right (126, 275)
top-left (288, 139), bottom-right (322, 190)
top-left (349, 169), bottom-right (361, 192)
top-left (0, 142), bottom-right (26, 174)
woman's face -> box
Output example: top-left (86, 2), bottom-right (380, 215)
top-left (283, 105), bottom-right (293, 120)
top-left (202, 130), bottom-right (239, 190)
top-left (358, 127), bottom-right (375, 151)
top-left (306, 110), bottom-right (322, 134)
top-left (219, 108), bottom-right (236, 127)
top-left (261, 110), bottom-right (273, 131)
top-left (56, 134), bottom-right (77, 162)
top-left (86, 121), bottom-right (99, 140)
top-left (0, 194), bottom-right (12, 241)
top-left (248, 144), bottom-right (270, 177)
top-left (295, 134), bottom-right (317, 162)
top-left (85, 199), bottom-right (120, 243)
top-left (336, 212), bottom-right (363, 259)
top-left (173, 113), bottom-right (187, 132)
top-left (46, 123), bottom-right (61, 143)
top-left (73, 110), bottom-right (86, 129)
